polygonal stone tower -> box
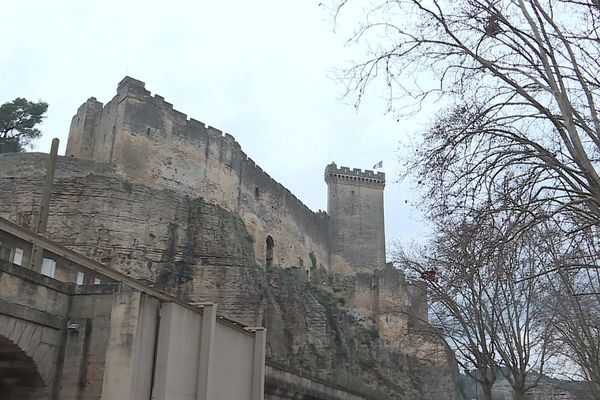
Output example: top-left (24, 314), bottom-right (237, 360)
top-left (325, 162), bottom-right (386, 274)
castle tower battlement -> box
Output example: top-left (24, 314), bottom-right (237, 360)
top-left (324, 164), bottom-right (385, 189)
top-left (325, 162), bottom-right (386, 274)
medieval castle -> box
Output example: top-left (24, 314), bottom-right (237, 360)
top-left (0, 77), bottom-right (458, 399)
top-left (65, 76), bottom-right (387, 276)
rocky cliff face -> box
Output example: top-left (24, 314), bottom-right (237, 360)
top-left (0, 153), bottom-right (266, 325)
top-left (0, 153), bottom-right (460, 399)
top-left (260, 267), bottom-right (460, 399)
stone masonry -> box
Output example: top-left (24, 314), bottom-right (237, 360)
top-left (325, 163), bottom-right (386, 275)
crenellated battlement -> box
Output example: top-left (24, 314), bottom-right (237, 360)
top-left (125, 78), bottom-right (320, 218)
top-left (324, 162), bottom-right (385, 188)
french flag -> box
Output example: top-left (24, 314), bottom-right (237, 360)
top-left (372, 161), bottom-right (383, 170)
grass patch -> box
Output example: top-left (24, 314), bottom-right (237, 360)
top-left (122, 180), bottom-right (133, 193)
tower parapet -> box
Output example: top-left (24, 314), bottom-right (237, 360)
top-left (324, 163), bottom-right (385, 189)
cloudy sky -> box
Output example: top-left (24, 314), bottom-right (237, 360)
top-left (1, 0), bottom-right (433, 248)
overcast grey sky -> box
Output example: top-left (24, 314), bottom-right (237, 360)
top-left (0, 0), bottom-right (432, 247)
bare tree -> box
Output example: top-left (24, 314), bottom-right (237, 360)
top-left (396, 233), bottom-right (499, 400)
top-left (394, 208), bottom-right (555, 400)
top-left (333, 1), bottom-right (600, 396)
top-left (333, 0), bottom-right (600, 232)
top-left (537, 229), bottom-right (600, 399)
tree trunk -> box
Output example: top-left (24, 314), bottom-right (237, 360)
top-left (513, 390), bottom-right (527, 400)
top-left (481, 383), bottom-right (494, 400)
top-left (512, 380), bottom-right (527, 400)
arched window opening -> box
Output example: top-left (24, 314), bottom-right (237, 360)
top-left (266, 236), bottom-right (274, 267)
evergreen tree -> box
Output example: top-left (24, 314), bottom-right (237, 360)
top-left (0, 98), bottom-right (48, 153)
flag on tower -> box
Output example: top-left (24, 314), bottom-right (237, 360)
top-left (372, 161), bottom-right (383, 170)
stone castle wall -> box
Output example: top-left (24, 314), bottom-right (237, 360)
top-left (66, 77), bottom-right (330, 272)
top-left (0, 153), bottom-right (263, 325)
top-left (0, 151), bottom-right (429, 345)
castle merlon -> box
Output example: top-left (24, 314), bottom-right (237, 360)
top-left (117, 76), bottom-right (151, 98)
top-left (153, 95), bottom-right (174, 110)
top-left (118, 76), bottom-right (147, 91)
top-left (76, 97), bottom-right (103, 114)
top-left (324, 163), bottom-right (385, 187)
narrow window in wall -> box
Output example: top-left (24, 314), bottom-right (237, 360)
top-left (76, 271), bottom-right (85, 285)
top-left (108, 126), bottom-right (117, 162)
top-left (13, 248), bottom-right (24, 266)
top-left (94, 277), bottom-right (101, 285)
top-left (0, 243), bottom-right (12, 262)
top-left (255, 187), bottom-right (260, 199)
top-left (41, 258), bottom-right (56, 278)
top-left (266, 236), bottom-right (274, 268)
